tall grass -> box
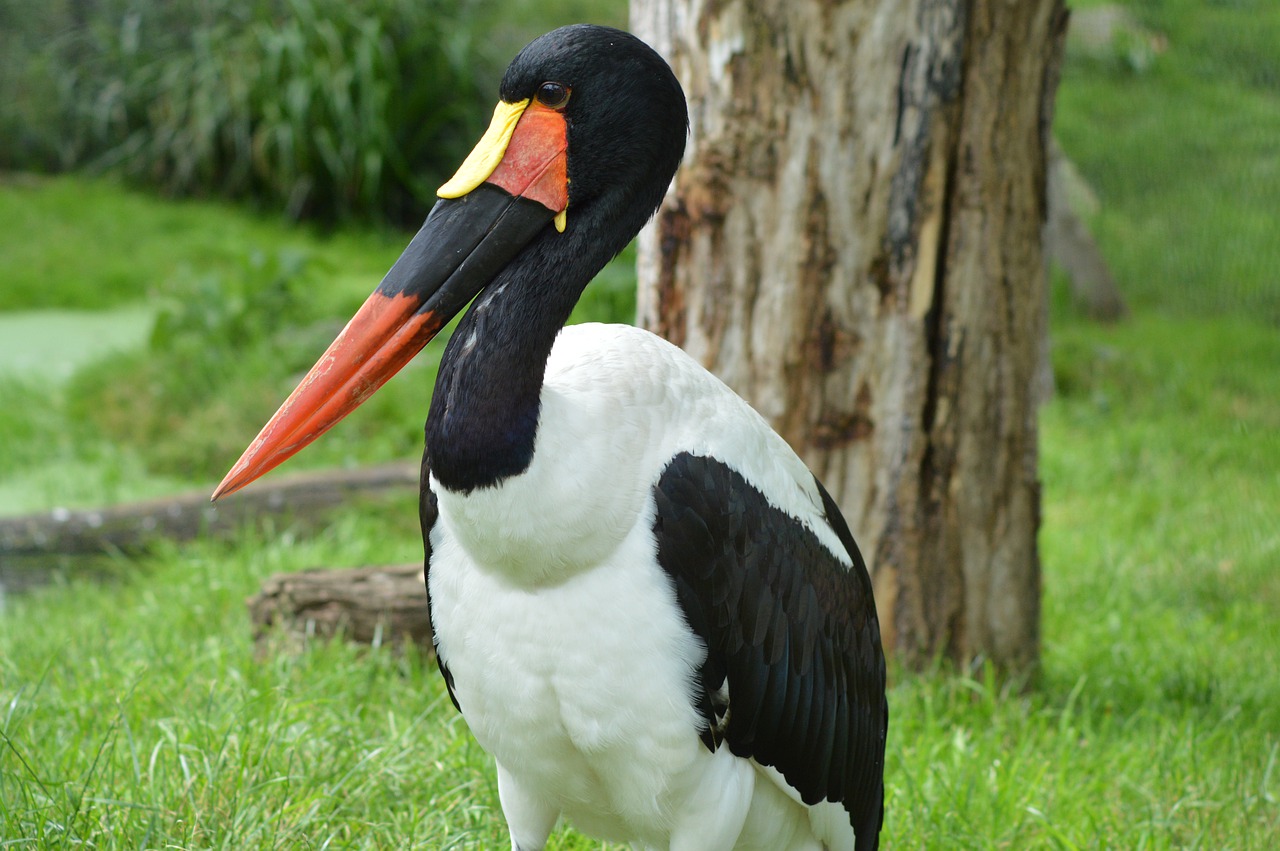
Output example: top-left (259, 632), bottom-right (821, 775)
top-left (106, 0), bottom-right (484, 222)
top-left (1, 0), bottom-right (629, 225)
top-left (2, 0), bottom-right (484, 224)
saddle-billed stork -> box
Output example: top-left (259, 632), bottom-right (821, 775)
top-left (214, 24), bottom-right (887, 851)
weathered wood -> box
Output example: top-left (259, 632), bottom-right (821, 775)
top-left (632, 0), bottom-right (1066, 671)
top-left (246, 562), bottom-right (431, 653)
top-left (0, 461), bottom-right (418, 557)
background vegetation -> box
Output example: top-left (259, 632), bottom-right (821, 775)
top-left (1, 0), bottom-right (1277, 847)
top-left (1054, 0), bottom-right (1280, 320)
top-left (0, 0), bottom-right (620, 225)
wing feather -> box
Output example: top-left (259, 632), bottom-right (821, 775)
top-left (652, 452), bottom-right (886, 849)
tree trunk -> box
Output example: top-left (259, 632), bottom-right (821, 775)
top-left (631, 0), bottom-right (1066, 671)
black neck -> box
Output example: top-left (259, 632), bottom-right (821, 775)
top-left (423, 141), bottom-right (678, 493)
top-left (424, 217), bottom-right (613, 493)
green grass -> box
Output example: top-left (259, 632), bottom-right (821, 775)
top-left (0, 173), bottom-right (407, 312)
top-left (1055, 0), bottom-right (1280, 320)
top-left (2, 312), bottom-right (1277, 848)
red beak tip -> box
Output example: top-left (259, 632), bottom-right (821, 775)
top-left (211, 461), bottom-right (254, 502)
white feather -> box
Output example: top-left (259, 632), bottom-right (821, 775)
top-left (428, 322), bottom-right (856, 850)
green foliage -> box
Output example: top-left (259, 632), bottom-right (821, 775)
top-left (62, 246), bottom-right (437, 482)
top-left (67, 250), bottom-right (305, 479)
top-left (2, 0), bottom-right (485, 224)
top-left (125, 0), bottom-right (482, 222)
top-left (148, 249), bottom-right (310, 355)
top-left (568, 242), bottom-right (639, 325)
top-left (1, 0), bottom-right (630, 225)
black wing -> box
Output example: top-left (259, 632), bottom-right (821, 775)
top-left (651, 452), bottom-right (887, 850)
top-left (419, 450), bottom-right (460, 712)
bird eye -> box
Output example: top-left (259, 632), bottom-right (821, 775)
top-left (535, 81), bottom-right (571, 109)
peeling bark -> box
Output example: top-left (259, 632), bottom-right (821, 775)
top-left (633, 0), bottom-right (1065, 671)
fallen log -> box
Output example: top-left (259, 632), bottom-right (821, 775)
top-left (0, 461), bottom-right (418, 557)
top-left (246, 562), bottom-right (431, 653)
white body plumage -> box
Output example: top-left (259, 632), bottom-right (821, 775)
top-left (427, 323), bottom-right (855, 851)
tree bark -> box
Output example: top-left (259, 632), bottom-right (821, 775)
top-left (631, 0), bottom-right (1066, 671)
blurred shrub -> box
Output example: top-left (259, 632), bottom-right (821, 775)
top-left (65, 248), bottom-right (341, 477)
top-left (2, 0), bottom-right (486, 224)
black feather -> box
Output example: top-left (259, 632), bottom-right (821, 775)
top-left (651, 452), bottom-right (887, 848)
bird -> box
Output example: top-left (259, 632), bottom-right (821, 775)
top-left (213, 24), bottom-right (886, 851)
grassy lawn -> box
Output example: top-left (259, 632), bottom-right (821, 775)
top-left (2, 0), bottom-right (1279, 847)
top-left (0, 174), bottom-right (408, 314)
top-left (1, 306), bottom-right (1275, 847)
top-left (1055, 0), bottom-right (1280, 321)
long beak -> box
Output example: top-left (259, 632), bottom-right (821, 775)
top-left (213, 98), bottom-right (568, 500)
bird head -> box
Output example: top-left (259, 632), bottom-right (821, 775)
top-left (213, 25), bottom-right (687, 499)
top-left (496, 26), bottom-right (688, 254)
